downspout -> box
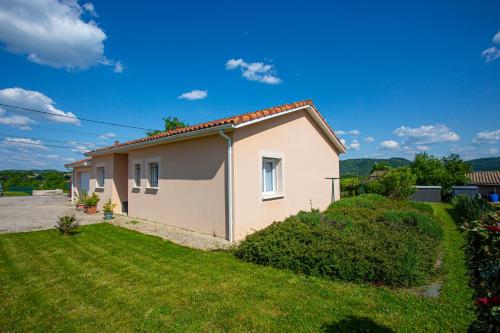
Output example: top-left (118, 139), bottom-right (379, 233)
top-left (71, 168), bottom-right (75, 204)
top-left (219, 130), bottom-right (233, 243)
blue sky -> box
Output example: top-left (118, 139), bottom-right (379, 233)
top-left (0, 0), bottom-right (499, 170)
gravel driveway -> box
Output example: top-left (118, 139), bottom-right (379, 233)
top-left (0, 195), bottom-right (101, 233)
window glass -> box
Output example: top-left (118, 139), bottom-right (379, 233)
top-left (149, 162), bottom-right (159, 188)
top-left (134, 164), bottom-right (141, 187)
top-left (97, 167), bottom-right (105, 187)
top-left (262, 159), bottom-right (276, 194)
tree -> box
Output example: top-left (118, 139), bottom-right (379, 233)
top-left (410, 153), bottom-right (471, 201)
top-left (366, 167), bottom-right (416, 199)
top-left (372, 161), bottom-right (391, 171)
top-left (146, 116), bottom-right (188, 136)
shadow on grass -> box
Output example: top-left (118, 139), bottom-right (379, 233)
top-left (322, 316), bottom-right (395, 333)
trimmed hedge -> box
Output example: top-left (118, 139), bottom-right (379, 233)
top-left (235, 194), bottom-right (442, 287)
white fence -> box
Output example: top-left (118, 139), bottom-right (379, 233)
top-left (32, 189), bottom-right (64, 196)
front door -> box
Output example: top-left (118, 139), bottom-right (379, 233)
top-left (80, 172), bottom-right (90, 194)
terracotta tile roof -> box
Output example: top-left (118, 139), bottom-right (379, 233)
top-left (88, 99), bottom-right (345, 155)
top-left (64, 158), bottom-right (92, 168)
top-left (468, 171), bottom-right (500, 185)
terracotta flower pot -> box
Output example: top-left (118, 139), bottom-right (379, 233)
top-left (85, 205), bottom-right (97, 215)
top-left (76, 203), bottom-right (85, 211)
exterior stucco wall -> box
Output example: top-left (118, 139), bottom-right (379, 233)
top-left (112, 154), bottom-right (128, 213)
top-left (127, 134), bottom-right (228, 238)
top-left (232, 110), bottom-right (341, 241)
top-left (89, 154), bottom-right (115, 211)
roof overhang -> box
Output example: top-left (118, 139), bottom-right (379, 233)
top-left (86, 102), bottom-right (346, 157)
top-left (86, 124), bottom-right (234, 157)
top-left (64, 159), bottom-right (92, 168)
top-left (234, 104), bottom-right (346, 153)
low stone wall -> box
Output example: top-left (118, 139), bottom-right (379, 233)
top-left (32, 189), bottom-right (64, 196)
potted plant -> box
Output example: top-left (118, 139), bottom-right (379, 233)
top-left (83, 193), bottom-right (100, 215)
top-left (103, 199), bottom-right (116, 220)
top-left (76, 191), bottom-right (87, 210)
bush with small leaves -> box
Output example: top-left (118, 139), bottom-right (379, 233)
top-left (56, 215), bottom-right (80, 235)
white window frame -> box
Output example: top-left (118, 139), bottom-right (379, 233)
top-left (96, 165), bottom-right (105, 188)
top-left (262, 158), bottom-right (277, 195)
top-left (145, 156), bottom-right (161, 189)
top-left (259, 151), bottom-right (285, 201)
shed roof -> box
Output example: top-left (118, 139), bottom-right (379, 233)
top-left (86, 99), bottom-right (346, 156)
top-left (468, 171), bottom-right (500, 185)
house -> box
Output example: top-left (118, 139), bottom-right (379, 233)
top-left (467, 171), bottom-right (500, 198)
top-left (65, 100), bottom-right (346, 241)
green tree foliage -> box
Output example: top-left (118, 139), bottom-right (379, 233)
top-left (411, 153), bottom-right (471, 201)
top-left (372, 161), bottom-right (391, 171)
top-left (146, 116), bottom-right (188, 136)
top-left (0, 170), bottom-right (68, 192)
top-left (365, 167), bottom-right (416, 199)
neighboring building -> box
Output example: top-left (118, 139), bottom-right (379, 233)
top-left (451, 186), bottom-right (479, 198)
top-left (409, 186), bottom-right (442, 202)
top-left (65, 100), bottom-right (346, 242)
top-left (366, 170), bottom-right (388, 182)
top-left (467, 171), bottom-right (500, 198)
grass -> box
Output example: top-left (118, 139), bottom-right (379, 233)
top-left (0, 203), bottom-right (474, 332)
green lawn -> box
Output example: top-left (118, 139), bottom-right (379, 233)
top-left (0, 204), bottom-right (474, 332)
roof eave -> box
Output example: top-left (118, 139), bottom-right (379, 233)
top-left (87, 123), bottom-right (235, 157)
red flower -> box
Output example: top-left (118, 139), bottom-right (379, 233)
top-left (483, 226), bottom-right (500, 232)
top-left (476, 296), bottom-right (500, 306)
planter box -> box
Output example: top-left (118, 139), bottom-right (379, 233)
top-left (85, 206), bottom-right (97, 214)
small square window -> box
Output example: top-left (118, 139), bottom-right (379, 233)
top-left (134, 164), bottom-right (141, 187)
top-left (96, 167), bottom-right (105, 187)
top-left (148, 162), bottom-right (159, 188)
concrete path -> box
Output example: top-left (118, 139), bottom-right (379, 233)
top-left (0, 195), bottom-right (229, 250)
top-left (0, 195), bottom-right (101, 233)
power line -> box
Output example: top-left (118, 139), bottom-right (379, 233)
top-left (2, 139), bottom-right (90, 151)
top-left (0, 102), bottom-right (159, 131)
top-left (0, 133), bottom-right (105, 148)
top-left (29, 123), bottom-right (135, 140)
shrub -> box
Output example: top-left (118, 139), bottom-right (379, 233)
top-left (56, 215), bottom-right (79, 235)
top-left (457, 205), bottom-right (500, 331)
top-left (103, 199), bottom-right (116, 213)
top-left (235, 195), bottom-right (441, 287)
top-left (83, 193), bottom-right (100, 207)
top-left (452, 195), bottom-right (492, 225)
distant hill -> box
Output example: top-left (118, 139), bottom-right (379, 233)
top-left (466, 157), bottom-right (500, 171)
top-left (340, 158), bottom-right (411, 177)
top-left (341, 156), bottom-right (500, 177)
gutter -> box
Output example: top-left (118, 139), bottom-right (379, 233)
top-left (218, 130), bottom-right (234, 243)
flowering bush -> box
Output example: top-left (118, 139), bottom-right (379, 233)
top-left (460, 210), bottom-right (500, 332)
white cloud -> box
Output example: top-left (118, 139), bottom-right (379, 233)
top-left (0, 0), bottom-right (120, 71)
top-left (348, 129), bottom-right (360, 135)
top-left (178, 90), bottom-right (208, 101)
top-left (489, 147), bottom-right (498, 155)
top-left (3, 137), bottom-right (47, 150)
top-left (363, 136), bottom-right (375, 143)
top-left (340, 138), bottom-right (346, 146)
top-left (393, 124), bottom-right (459, 144)
top-left (482, 46), bottom-right (500, 63)
top-left (349, 140), bottom-right (360, 150)
top-left (100, 132), bottom-right (116, 139)
top-left (473, 129), bottom-right (500, 144)
top-left (226, 58), bottom-right (282, 84)
top-left (379, 140), bottom-right (400, 150)
top-left (0, 87), bottom-right (79, 125)
top-left (0, 107), bottom-right (34, 130)
top-left (113, 61), bottom-right (124, 73)
top-left (494, 31), bottom-right (500, 44)
top-left (416, 145), bottom-right (431, 151)
top-left (335, 130), bottom-right (346, 136)
top-left (82, 2), bottom-right (98, 17)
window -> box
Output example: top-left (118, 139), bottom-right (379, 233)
top-left (262, 158), bottom-right (277, 195)
top-left (148, 162), bottom-right (159, 188)
top-left (96, 167), bottom-right (105, 187)
top-left (134, 164), bottom-right (141, 187)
